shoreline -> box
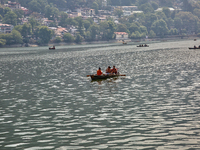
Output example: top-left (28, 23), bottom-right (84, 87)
top-left (1, 35), bottom-right (198, 48)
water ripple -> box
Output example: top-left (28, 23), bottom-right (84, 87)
top-left (0, 40), bottom-right (200, 149)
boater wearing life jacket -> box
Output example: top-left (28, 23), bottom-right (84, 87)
top-left (97, 67), bottom-right (103, 75)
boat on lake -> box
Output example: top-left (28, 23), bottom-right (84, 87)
top-left (188, 47), bottom-right (200, 49)
top-left (88, 74), bottom-right (126, 80)
top-left (49, 46), bottom-right (55, 50)
top-left (137, 45), bottom-right (149, 47)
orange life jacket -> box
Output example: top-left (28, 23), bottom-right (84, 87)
top-left (97, 69), bottom-right (102, 75)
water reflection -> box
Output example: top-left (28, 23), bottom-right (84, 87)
top-left (1, 40), bottom-right (200, 149)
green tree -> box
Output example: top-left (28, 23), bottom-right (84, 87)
top-left (176, 11), bottom-right (199, 34)
top-left (28, 0), bottom-right (47, 13)
top-left (151, 2), bottom-right (159, 10)
top-left (44, 5), bottom-right (59, 20)
top-left (12, 30), bottom-right (23, 44)
top-left (128, 14), bottom-right (136, 23)
top-left (0, 33), bottom-right (14, 45)
top-left (0, 14), bottom-right (3, 21)
top-left (66, 18), bottom-right (78, 26)
top-left (144, 13), bottom-right (158, 31)
top-left (74, 17), bottom-right (84, 36)
top-left (100, 20), bottom-right (116, 40)
top-left (128, 23), bottom-right (140, 34)
top-left (13, 9), bottom-right (24, 18)
top-left (159, 0), bottom-right (173, 7)
top-left (38, 26), bottom-right (52, 44)
top-left (0, 39), bottom-right (6, 46)
top-left (88, 23), bottom-right (99, 40)
top-left (149, 30), bottom-right (156, 38)
top-left (14, 25), bottom-right (22, 33)
top-left (194, 8), bottom-right (200, 18)
top-left (85, 30), bottom-right (92, 41)
top-left (59, 12), bottom-right (68, 27)
top-left (151, 19), bottom-right (169, 36)
top-left (29, 17), bottom-right (38, 32)
top-left (75, 33), bottom-right (83, 43)
top-left (3, 11), bottom-right (17, 26)
top-left (0, 5), bottom-right (4, 17)
top-left (140, 26), bottom-right (148, 34)
top-left (181, 0), bottom-right (193, 12)
top-left (139, 3), bottom-right (154, 14)
top-left (54, 36), bottom-right (62, 43)
top-left (137, 0), bottom-right (148, 6)
top-left (63, 33), bottom-right (74, 42)
top-left (83, 20), bottom-right (91, 31)
top-left (21, 23), bottom-right (31, 38)
top-left (92, 2), bottom-right (99, 14)
top-left (3, 7), bottom-right (11, 17)
top-left (28, 0), bottom-right (41, 13)
top-left (114, 8), bottom-right (123, 18)
top-left (155, 11), bottom-right (167, 21)
top-left (116, 24), bottom-right (128, 32)
top-left (162, 7), bottom-right (171, 18)
top-left (13, 9), bottom-right (24, 24)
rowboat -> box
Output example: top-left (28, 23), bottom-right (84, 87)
top-left (49, 46), bottom-right (55, 50)
top-left (137, 45), bottom-right (149, 47)
top-left (189, 47), bottom-right (200, 49)
top-left (87, 74), bottom-right (126, 80)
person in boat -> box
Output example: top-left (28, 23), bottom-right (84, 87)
top-left (144, 44), bottom-right (147, 47)
top-left (198, 45), bottom-right (200, 48)
top-left (111, 66), bottom-right (117, 74)
top-left (194, 45), bottom-right (197, 48)
top-left (97, 67), bottom-right (103, 76)
top-left (106, 66), bottom-right (112, 74)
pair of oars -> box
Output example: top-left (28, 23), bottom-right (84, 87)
top-left (86, 74), bottom-right (126, 77)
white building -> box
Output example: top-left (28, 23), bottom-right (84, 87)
top-left (115, 32), bottom-right (129, 40)
top-left (0, 24), bottom-right (14, 33)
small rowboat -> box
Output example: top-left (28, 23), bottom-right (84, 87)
top-left (189, 47), bottom-right (200, 49)
top-left (49, 46), bottom-right (55, 50)
top-left (137, 45), bottom-right (149, 47)
top-left (87, 74), bottom-right (126, 80)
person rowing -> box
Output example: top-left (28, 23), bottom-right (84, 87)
top-left (106, 66), bottom-right (112, 75)
top-left (111, 65), bottom-right (117, 74)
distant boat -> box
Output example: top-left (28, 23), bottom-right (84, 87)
top-left (122, 40), bottom-right (127, 44)
top-left (189, 47), bottom-right (200, 49)
top-left (49, 46), bottom-right (55, 50)
top-left (137, 45), bottom-right (149, 47)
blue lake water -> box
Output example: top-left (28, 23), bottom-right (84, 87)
top-left (0, 40), bottom-right (200, 150)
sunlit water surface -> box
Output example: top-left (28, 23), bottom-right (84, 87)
top-left (0, 40), bottom-right (200, 150)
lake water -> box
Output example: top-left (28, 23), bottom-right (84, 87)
top-left (0, 40), bottom-right (200, 150)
